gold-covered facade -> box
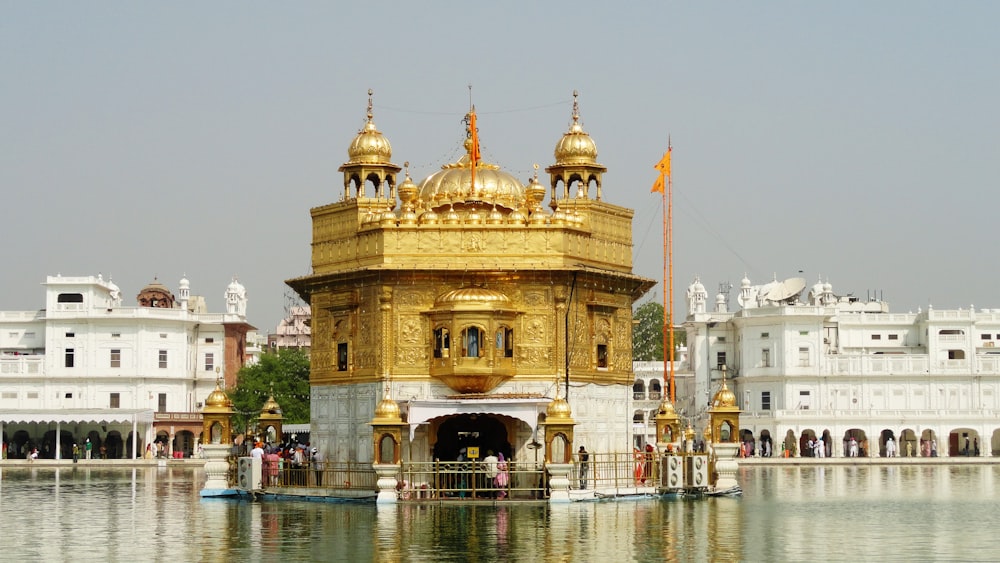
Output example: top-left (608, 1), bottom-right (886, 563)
top-left (288, 91), bottom-right (654, 463)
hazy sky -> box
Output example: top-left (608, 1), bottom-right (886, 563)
top-left (3, 3), bottom-right (997, 332)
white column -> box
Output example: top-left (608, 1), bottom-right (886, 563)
top-left (56, 421), bottom-right (61, 460)
top-left (132, 416), bottom-right (138, 459)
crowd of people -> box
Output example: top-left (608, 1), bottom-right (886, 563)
top-left (246, 440), bottom-right (324, 487)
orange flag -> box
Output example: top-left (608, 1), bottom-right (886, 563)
top-left (651, 148), bottom-right (671, 193)
top-left (469, 109), bottom-right (482, 166)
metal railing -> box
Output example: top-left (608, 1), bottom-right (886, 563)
top-left (573, 451), bottom-right (661, 491)
top-left (258, 461), bottom-right (377, 491)
top-left (399, 460), bottom-right (547, 500)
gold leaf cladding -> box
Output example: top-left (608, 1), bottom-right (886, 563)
top-left (523, 290), bottom-right (548, 307)
top-left (396, 289), bottom-right (429, 308)
top-left (464, 233), bottom-right (486, 252)
top-left (398, 316), bottom-right (423, 345)
top-left (518, 346), bottom-right (552, 367)
top-left (396, 346), bottom-right (426, 366)
top-left (524, 316), bottom-right (547, 344)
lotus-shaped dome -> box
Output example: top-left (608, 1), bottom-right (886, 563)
top-left (418, 156), bottom-right (526, 211)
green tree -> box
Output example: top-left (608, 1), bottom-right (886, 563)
top-left (632, 301), bottom-right (686, 361)
top-left (230, 348), bottom-right (311, 434)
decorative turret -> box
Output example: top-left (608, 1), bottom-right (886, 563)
top-left (542, 389), bottom-right (576, 464)
top-left (179, 275), bottom-right (190, 312)
top-left (339, 89), bottom-right (402, 200)
top-left (225, 277), bottom-right (247, 316)
top-left (546, 90), bottom-right (607, 205)
top-left (707, 365), bottom-right (742, 493)
top-left (654, 397), bottom-right (681, 450)
top-left (258, 392), bottom-right (283, 445)
top-left (202, 379), bottom-right (234, 446)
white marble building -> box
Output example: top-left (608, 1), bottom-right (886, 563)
top-left (0, 274), bottom-right (254, 460)
top-left (679, 274), bottom-right (1000, 458)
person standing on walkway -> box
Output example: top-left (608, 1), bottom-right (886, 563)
top-left (311, 447), bottom-right (324, 487)
top-left (578, 446), bottom-right (589, 490)
top-left (85, 438), bottom-right (92, 460)
top-left (72, 443), bottom-right (80, 463)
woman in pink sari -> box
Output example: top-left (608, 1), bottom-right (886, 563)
top-left (495, 452), bottom-right (510, 499)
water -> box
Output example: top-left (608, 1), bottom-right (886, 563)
top-left (2, 464), bottom-right (998, 562)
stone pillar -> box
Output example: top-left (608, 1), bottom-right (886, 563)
top-left (202, 444), bottom-right (231, 492)
top-left (713, 442), bottom-right (740, 492)
top-left (546, 463), bottom-right (573, 503)
top-left (374, 464), bottom-right (401, 504)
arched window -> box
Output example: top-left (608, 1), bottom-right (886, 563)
top-left (633, 380), bottom-right (646, 400)
top-left (434, 327), bottom-right (450, 358)
top-left (462, 326), bottom-right (484, 358)
top-left (649, 379), bottom-right (662, 400)
top-left (495, 326), bottom-right (514, 358)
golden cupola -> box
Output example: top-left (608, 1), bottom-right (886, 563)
top-left (546, 90), bottom-right (607, 204)
top-left (339, 89), bottom-right (401, 200)
top-left (711, 378), bottom-right (738, 409)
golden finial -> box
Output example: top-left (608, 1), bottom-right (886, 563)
top-left (533, 163), bottom-right (539, 181)
top-left (571, 90), bottom-right (580, 124)
top-left (366, 88), bottom-right (374, 121)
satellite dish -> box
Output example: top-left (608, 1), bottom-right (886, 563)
top-left (766, 277), bottom-right (806, 303)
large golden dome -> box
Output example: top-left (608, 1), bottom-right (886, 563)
top-left (418, 155), bottom-right (525, 210)
top-left (553, 91), bottom-right (599, 165)
top-left (345, 90), bottom-right (393, 165)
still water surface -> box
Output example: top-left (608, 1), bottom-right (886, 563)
top-left (1, 464), bottom-right (998, 562)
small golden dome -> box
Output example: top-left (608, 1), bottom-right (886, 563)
top-left (443, 205), bottom-right (461, 224)
top-left (380, 209), bottom-right (398, 226)
top-left (712, 379), bottom-right (738, 408)
top-left (260, 395), bottom-right (282, 415)
top-left (657, 399), bottom-right (677, 417)
top-left (434, 287), bottom-right (512, 308)
top-left (419, 208), bottom-right (439, 225)
top-left (398, 171), bottom-right (419, 203)
top-left (374, 396), bottom-right (401, 420)
top-left (204, 383), bottom-right (231, 409)
top-left (399, 209), bottom-right (418, 225)
top-left (553, 91), bottom-right (599, 165)
top-left (546, 396), bottom-right (573, 419)
top-left (346, 90), bottom-right (393, 165)
top-left (508, 209), bottom-right (527, 225)
top-left (465, 206), bottom-right (483, 224)
top-left (486, 204), bottom-right (505, 224)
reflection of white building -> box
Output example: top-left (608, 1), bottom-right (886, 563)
top-left (683, 274), bottom-right (1000, 458)
top-left (0, 274), bottom-right (254, 460)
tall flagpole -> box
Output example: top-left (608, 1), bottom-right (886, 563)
top-left (652, 142), bottom-right (673, 404)
top-left (667, 139), bottom-right (674, 404)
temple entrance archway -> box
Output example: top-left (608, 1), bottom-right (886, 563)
top-left (431, 413), bottom-right (513, 462)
